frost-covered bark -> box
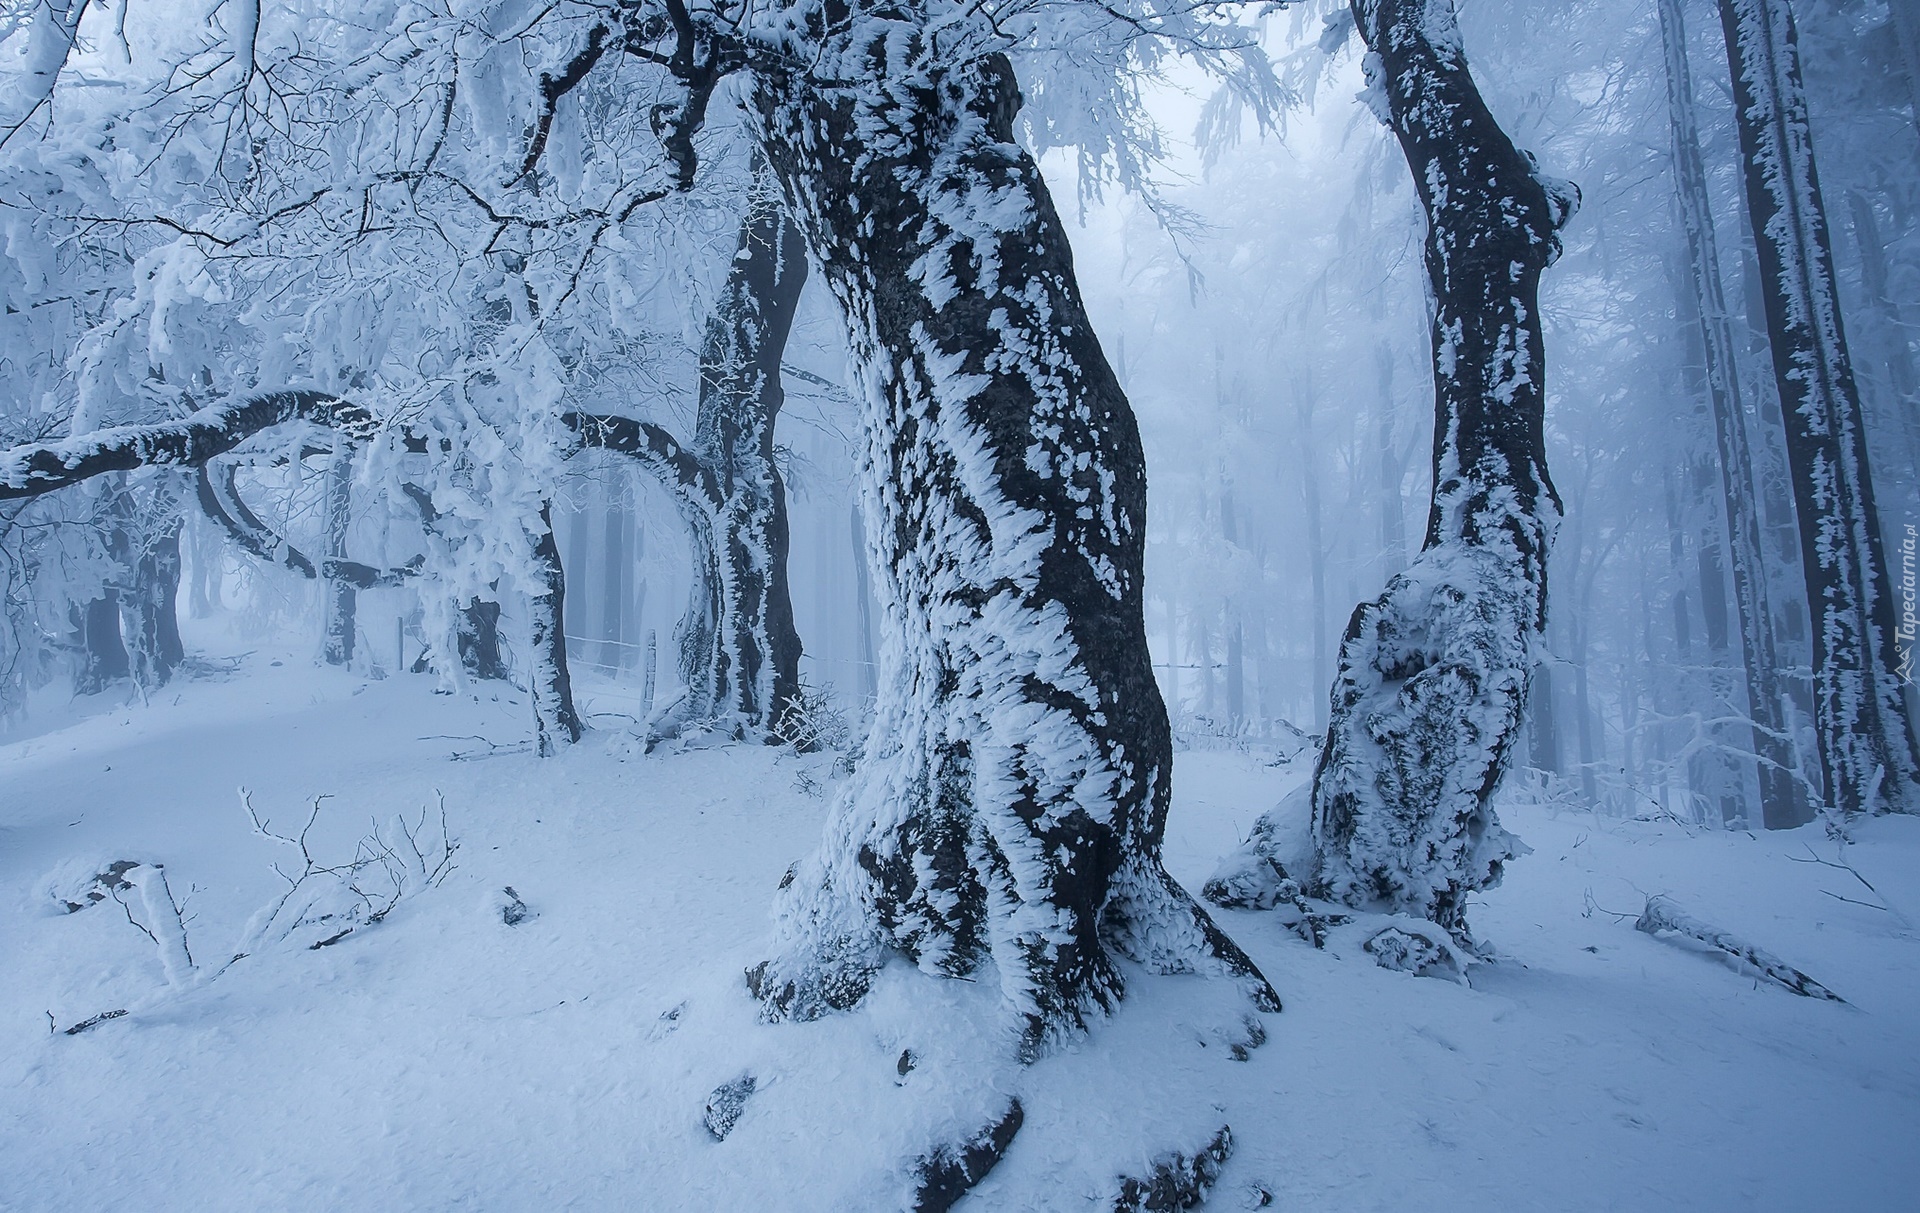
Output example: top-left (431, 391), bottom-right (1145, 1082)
top-left (321, 449), bottom-right (356, 667)
top-left (1716, 0), bottom-right (1920, 816)
top-left (1658, 0), bottom-right (1808, 828)
top-left (689, 185), bottom-right (807, 740)
top-left (529, 502), bottom-right (583, 756)
top-left (741, 43), bottom-right (1278, 1055)
top-left (1209, 0), bottom-right (1577, 936)
top-left (122, 518), bottom-right (185, 690)
top-left (566, 189), bottom-right (807, 743)
top-left (70, 591), bottom-right (129, 695)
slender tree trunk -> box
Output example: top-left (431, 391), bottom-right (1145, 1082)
top-left (565, 495), bottom-right (591, 663)
top-left (1716, 0), bottom-right (1919, 815)
top-left (1376, 344), bottom-right (1408, 573)
top-left (1210, 0), bottom-right (1578, 936)
top-left (1530, 663), bottom-right (1561, 775)
top-left (528, 503), bottom-right (582, 755)
top-left (1887, 0), bottom-right (1920, 148)
top-left (123, 516), bottom-right (185, 689)
top-left (1660, 0), bottom-right (1809, 826)
top-left (321, 448), bottom-right (356, 667)
top-left (1842, 190), bottom-right (1920, 470)
top-left (744, 45), bottom-right (1276, 1054)
top-left (600, 484), bottom-right (630, 672)
top-left (72, 591), bottom-right (128, 694)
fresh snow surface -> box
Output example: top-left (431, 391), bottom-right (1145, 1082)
top-left (4, 635), bottom-right (1919, 1211)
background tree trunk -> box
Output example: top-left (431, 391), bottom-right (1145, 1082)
top-left (1209, 0), bottom-right (1578, 937)
top-left (1716, 0), bottom-right (1920, 816)
top-left (71, 591), bottom-right (128, 695)
top-left (566, 187), bottom-right (807, 744)
top-left (123, 516), bottom-right (185, 690)
top-left (744, 44), bottom-right (1276, 1055)
top-left (690, 180), bottom-right (807, 737)
top-left (528, 503), bottom-right (582, 756)
top-left (321, 448), bottom-right (356, 667)
top-left (1659, 0), bottom-right (1808, 827)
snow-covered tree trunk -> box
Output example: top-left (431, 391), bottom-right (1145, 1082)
top-left (1208, 0), bottom-right (1577, 937)
top-left (1715, 0), bottom-right (1920, 816)
top-left (71, 591), bottom-right (129, 695)
top-left (564, 188), bottom-right (807, 744)
top-left (123, 516), bottom-right (185, 690)
top-left (528, 502), bottom-right (583, 756)
top-left (321, 448), bottom-right (356, 667)
top-left (1658, 0), bottom-right (1809, 828)
top-left (690, 180), bottom-right (807, 739)
top-left (741, 43), bottom-right (1278, 1056)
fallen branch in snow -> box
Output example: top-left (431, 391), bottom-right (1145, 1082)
top-left (53, 791), bottom-right (458, 1034)
top-left (1635, 896), bottom-right (1846, 1002)
top-left (239, 788), bottom-right (459, 954)
top-left (420, 734), bottom-right (533, 761)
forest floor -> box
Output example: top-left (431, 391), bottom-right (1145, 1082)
top-left (3, 634), bottom-right (1918, 1211)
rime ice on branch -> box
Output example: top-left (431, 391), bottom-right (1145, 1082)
top-left (1209, 0), bottom-right (1578, 939)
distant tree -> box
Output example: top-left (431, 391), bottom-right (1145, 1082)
top-left (1715, 0), bottom-right (1919, 817)
top-left (1657, 0), bottom-right (1808, 828)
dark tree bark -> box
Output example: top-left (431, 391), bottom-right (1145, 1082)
top-left (1208, 0), bottom-right (1577, 937)
top-left (1658, 0), bottom-right (1810, 827)
top-left (1716, 0), bottom-right (1920, 816)
top-left (739, 42), bottom-right (1277, 1056)
top-left (458, 599), bottom-right (507, 682)
top-left (563, 183), bottom-right (808, 744)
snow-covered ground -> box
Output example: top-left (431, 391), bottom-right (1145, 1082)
top-left (4, 636), bottom-right (1918, 1210)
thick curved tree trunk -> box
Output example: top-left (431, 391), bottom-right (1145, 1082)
top-left (1207, 0), bottom-right (1577, 938)
top-left (1715, 0), bottom-right (1920, 817)
top-left (740, 44), bottom-right (1277, 1056)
